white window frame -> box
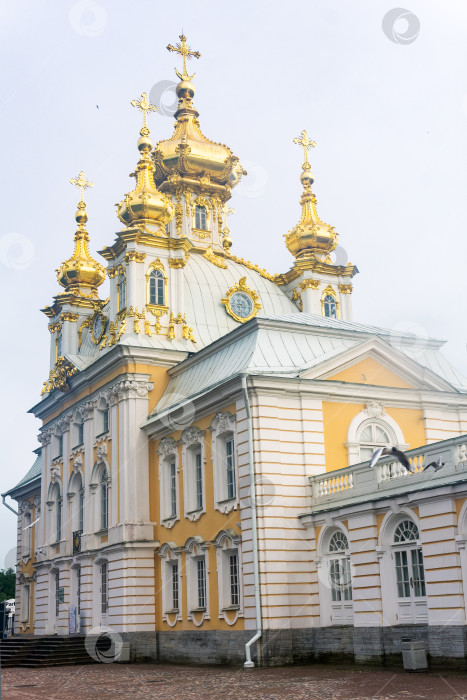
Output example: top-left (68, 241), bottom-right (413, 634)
top-left (46, 481), bottom-right (63, 545)
top-left (96, 397), bottom-right (110, 438)
top-left (22, 510), bottom-right (32, 558)
top-left (90, 459), bottom-right (111, 535)
top-left (210, 412), bottom-right (238, 514)
top-left (214, 529), bottom-right (243, 625)
top-left (346, 404), bottom-right (408, 466)
top-left (158, 543), bottom-right (182, 626)
top-left (184, 536), bottom-right (210, 625)
top-left (377, 509), bottom-right (428, 626)
top-left (158, 438), bottom-right (179, 528)
top-left (181, 427), bottom-right (206, 522)
top-left (316, 525), bottom-right (354, 626)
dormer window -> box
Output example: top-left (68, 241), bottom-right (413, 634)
top-left (149, 269), bottom-right (165, 306)
top-left (321, 286), bottom-right (339, 320)
top-left (195, 205), bottom-right (207, 231)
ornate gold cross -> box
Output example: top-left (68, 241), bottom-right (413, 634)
top-left (293, 130), bottom-right (316, 168)
top-left (222, 204), bottom-right (235, 224)
top-left (167, 33), bottom-right (201, 81)
top-left (70, 171), bottom-right (93, 203)
top-left (130, 92), bottom-right (158, 132)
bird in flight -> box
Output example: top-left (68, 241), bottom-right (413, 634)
top-left (23, 516), bottom-right (40, 530)
top-left (423, 457), bottom-right (445, 472)
top-left (369, 446), bottom-right (413, 472)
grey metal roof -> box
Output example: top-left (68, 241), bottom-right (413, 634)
top-left (3, 453), bottom-right (42, 497)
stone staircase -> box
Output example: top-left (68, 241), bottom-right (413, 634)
top-left (0, 635), bottom-right (98, 667)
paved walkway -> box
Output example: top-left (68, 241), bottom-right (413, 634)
top-left (2, 663), bottom-right (467, 699)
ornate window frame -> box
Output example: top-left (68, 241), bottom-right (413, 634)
top-left (213, 529), bottom-right (243, 626)
top-left (46, 478), bottom-right (63, 546)
top-left (184, 536), bottom-right (210, 626)
top-left (321, 285), bottom-right (339, 319)
top-left (346, 402), bottom-right (408, 466)
top-left (158, 437), bottom-right (180, 529)
top-left (90, 446), bottom-right (111, 535)
top-left (209, 412), bottom-right (238, 514)
top-left (181, 426), bottom-right (206, 522)
top-left (316, 523), bottom-right (354, 626)
top-left (117, 266), bottom-right (126, 314)
top-left (146, 258), bottom-right (169, 317)
top-left (158, 542), bottom-right (182, 626)
top-left (192, 197), bottom-right (211, 238)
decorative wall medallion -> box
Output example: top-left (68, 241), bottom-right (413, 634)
top-left (221, 277), bottom-right (261, 323)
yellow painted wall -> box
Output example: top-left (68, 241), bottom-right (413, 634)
top-left (322, 402), bottom-right (426, 472)
top-left (151, 403), bottom-right (244, 631)
top-left (326, 356), bottom-right (414, 389)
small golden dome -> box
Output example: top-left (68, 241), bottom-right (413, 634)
top-left (57, 196), bottom-right (106, 297)
top-left (285, 131), bottom-right (338, 260)
top-left (117, 94), bottom-right (174, 232)
top-left (153, 35), bottom-right (246, 194)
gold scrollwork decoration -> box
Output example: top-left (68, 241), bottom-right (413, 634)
top-left (221, 277), bottom-right (262, 324)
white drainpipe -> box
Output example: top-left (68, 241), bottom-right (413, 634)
top-left (241, 374), bottom-right (262, 668)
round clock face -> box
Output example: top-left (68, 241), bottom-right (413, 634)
top-left (230, 291), bottom-right (254, 319)
top-left (92, 314), bottom-right (105, 343)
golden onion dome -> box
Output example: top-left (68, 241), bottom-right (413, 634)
top-left (57, 173), bottom-right (106, 297)
top-left (153, 35), bottom-right (246, 193)
top-left (285, 131), bottom-right (338, 261)
top-left (116, 93), bottom-right (174, 232)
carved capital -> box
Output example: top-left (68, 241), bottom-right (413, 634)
top-left (123, 251), bottom-right (146, 263)
top-left (38, 431), bottom-right (51, 446)
top-left (57, 414), bottom-right (72, 434)
top-left (114, 379), bottom-right (153, 400)
top-left (80, 401), bottom-right (96, 421)
top-left (299, 278), bottom-right (320, 291)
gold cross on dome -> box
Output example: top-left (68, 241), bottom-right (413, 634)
top-left (70, 171), bottom-right (93, 203)
top-left (222, 204), bottom-right (235, 223)
top-left (167, 33), bottom-right (201, 81)
top-left (130, 92), bottom-right (157, 131)
top-left (293, 130), bottom-right (316, 168)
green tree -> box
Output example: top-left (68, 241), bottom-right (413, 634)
top-left (0, 569), bottom-right (16, 602)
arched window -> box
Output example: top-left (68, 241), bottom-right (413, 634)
top-left (358, 423), bottom-right (392, 462)
top-left (100, 468), bottom-right (109, 531)
top-left (195, 205), bottom-right (207, 231)
top-left (323, 294), bottom-right (337, 319)
top-left (118, 274), bottom-right (126, 311)
top-left (149, 269), bottom-right (165, 306)
top-left (328, 532), bottom-right (352, 604)
top-left (23, 512), bottom-right (32, 557)
top-left (393, 520), bottom-right (426, 601)
top-left (318, 527), bottom-right (354, 625)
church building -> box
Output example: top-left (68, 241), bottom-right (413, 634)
top-left (4, 35), bottom-right (467, 667)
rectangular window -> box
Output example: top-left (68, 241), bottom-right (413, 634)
top-left (118, 276), bottom-right (126, 310)
top-left (170, 461), bottom-right (177, 517)
top-left (77, 568), bottom-right (81, 615)
top-left (56, 435), bottom-right (63, 459)
top-left (330, 559), bottom-right (342, 602)
top-left (341, 558), bottom-right (352, 601)
top-left (79, 490), bottom-right (84, 533)
top-left (56, 499), bottom-right (62, 542)
top-left (77, 421), bottom-right (84, 446)
top-left (172, 563), bottom-right (179, 610)
top-left (195, 451), bottom-right (203, 510)
top-left (101, 563), bottom-right (108, 614)
top-left (411, 548), bottom-right (426, 597)
top-left (395, 550), bottom-right (410, 597)
top-left (55, 572), bottom-right (60, 617)
top-left (197, 558), bottom-right (206, 609)
top-left (225, 439), bottom-right (235, 500)
top-left (229, 553), bottom-right (239, 606)
top-left (21, 585), bottom-right (30, 623)
top-left (101, 480), bottom-right (108, 530)
top-left (103, 408), bottom-right (110, 433)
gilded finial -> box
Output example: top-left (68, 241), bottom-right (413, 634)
top-left (293, 130), bottom-right (316, 172)
top-left (70, 171), bottom-right (94, 204)
top-left (130, 92), bottom-right (158, 136)
top-left (222, 204), bottom-right (235, 225)
top-left (167, 33), bottom-right (201, 81)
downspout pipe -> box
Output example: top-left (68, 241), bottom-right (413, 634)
top-left (241, 374), bottom-right (262, 669)
top-left (2, 494), bottom-right (18, 516)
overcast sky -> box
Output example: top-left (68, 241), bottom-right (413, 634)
top-left (1, 0), bottom-right (467, 568)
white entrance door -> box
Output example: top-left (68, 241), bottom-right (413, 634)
top-left (394, 546), bottom-right (428, 623)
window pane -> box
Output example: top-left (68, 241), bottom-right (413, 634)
top-left (101, 475), bottom-right (108, 530)
top-left (195, 452), bottom-right (203, 510)
top-left (172, 563), bottom-right (179, 610)
top-left (226, 439), bottom-right (235, 500)
top-left (77, 568), bottom-right (81, 615)
top-left (394, 520), bottom-right (419, 543)
top-left (395, 550), bottom-right (410, 597)
top-left (197, 559), bottom-right (206, 608)
top-left (55, 572), bottom-right (60, 616)
top-left (330, 559), bottom-right (341, 601)
top-left (170, 462), bottom-right (177, 517)
top-left (329, 532), bottom-right (349, 552)
top-left (101, 563), bottom-right (108, 614)
top-left (360, 427), bottom-right (372, 442)
top-left (229, 554), bottom-right (239, 606)
top-left (411, 548), bottom-right (426, 597)
top-left (195, 206), bottom-right (207, 230)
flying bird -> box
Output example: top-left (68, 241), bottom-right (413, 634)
top-left (23, 517), bottom-right (40, 530)
top-left (423, 457), bottom-right (445, 472)
top-left (369, 446), bottom-right (413, 472)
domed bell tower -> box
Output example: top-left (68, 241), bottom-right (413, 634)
top-left (278, 131), bottom-right (358, 321)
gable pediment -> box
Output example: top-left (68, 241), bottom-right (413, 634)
top-left (300, 337), bottom-right (454, 392)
